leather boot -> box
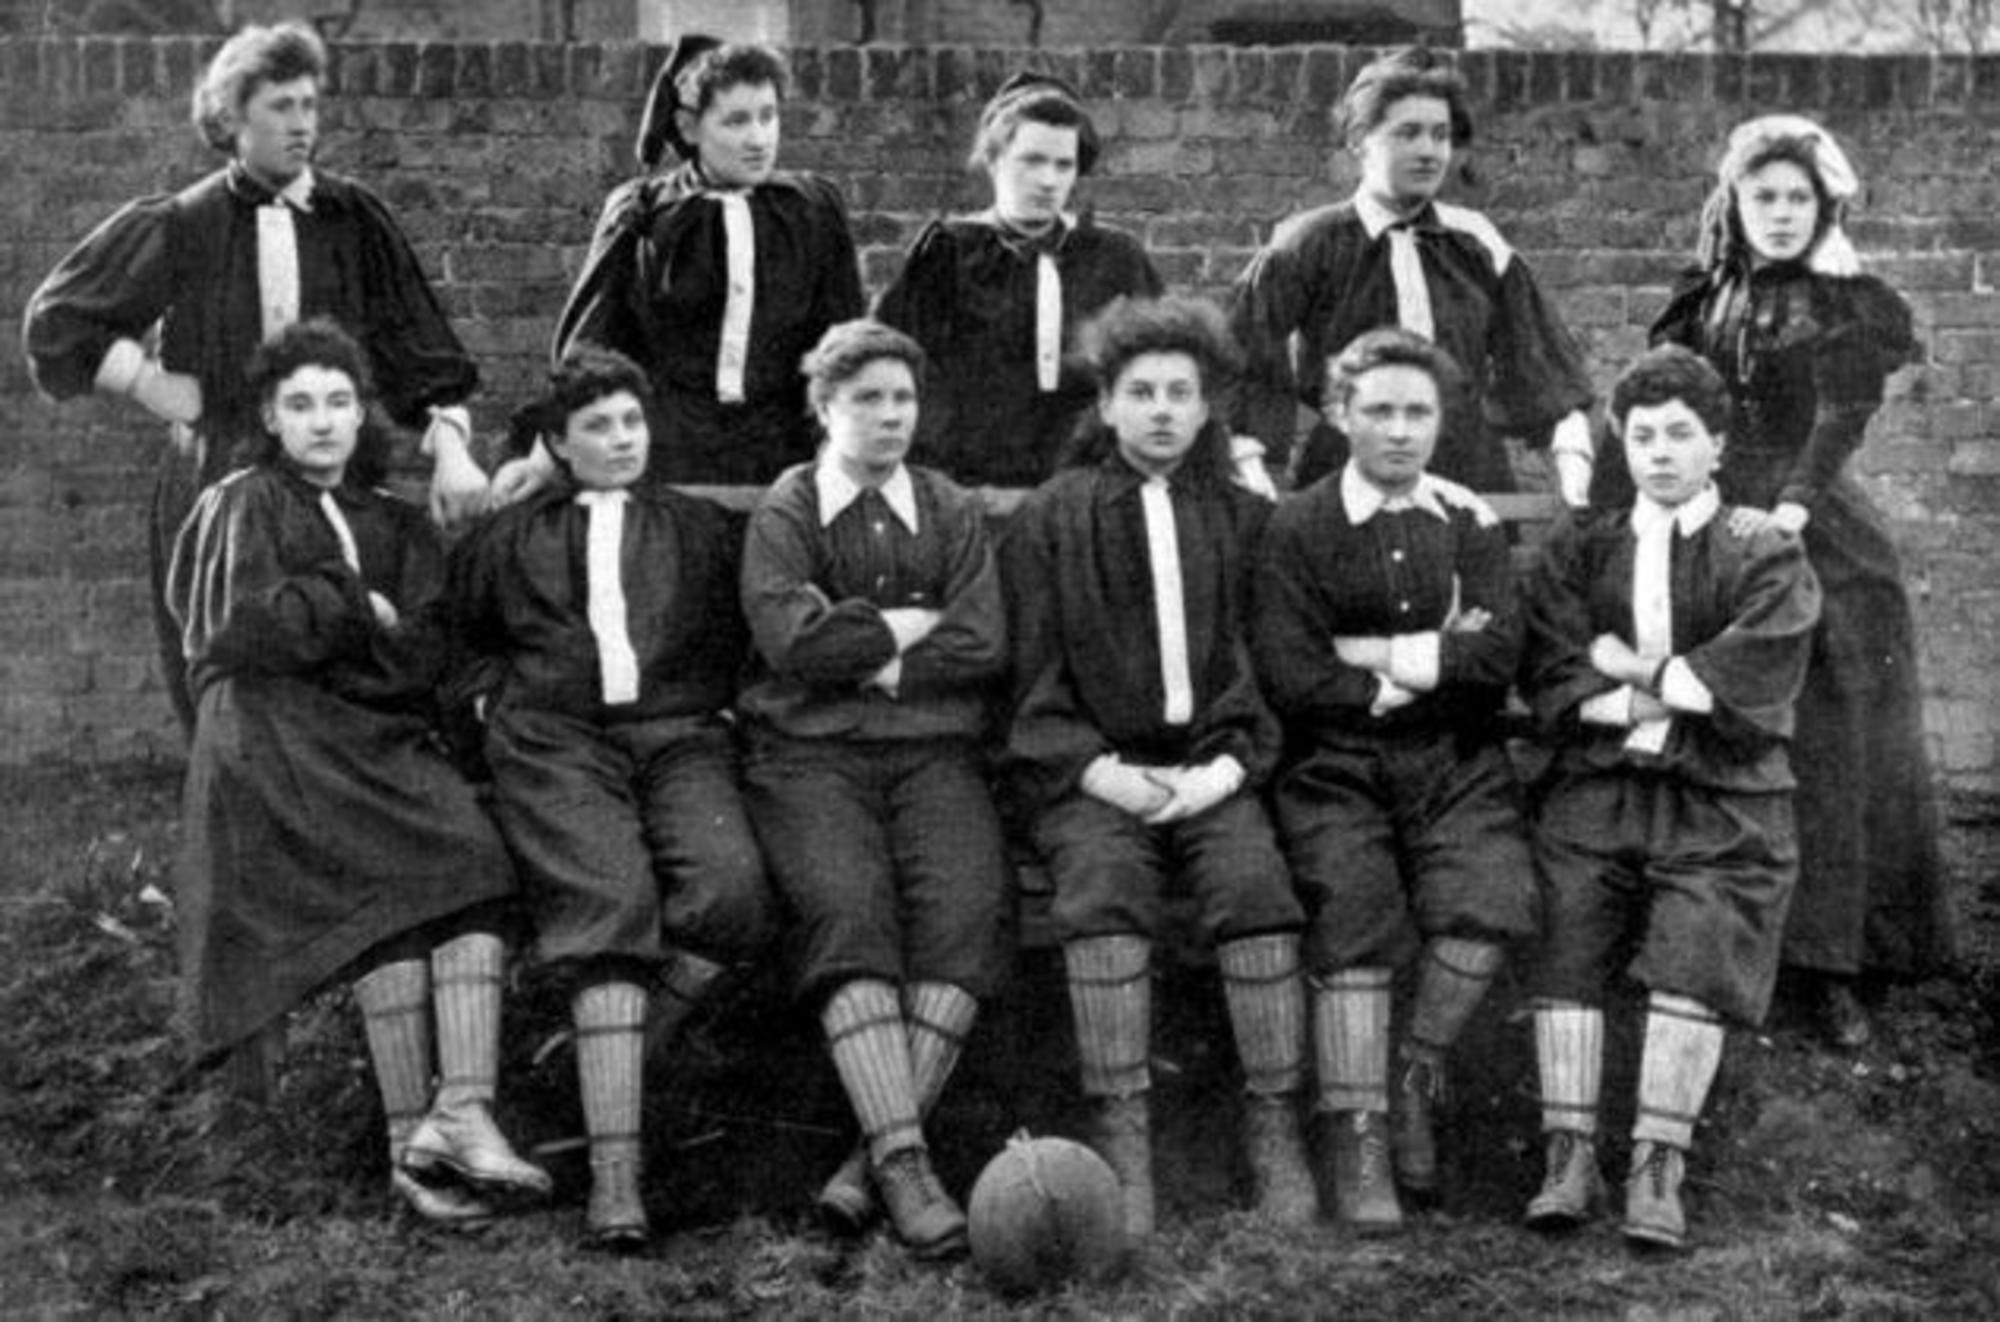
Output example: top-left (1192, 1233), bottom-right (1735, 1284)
top-left (1623, 1140), bottom-right (1688, 1249)
top-left (873, 1146), bottom-right (968, 1259)
top-left (1324, 1109), bottom-right (1402, 1235)
top-left (1390, 1048), bottom-right (1444, 1201)
top-left (1524, 1129), bottom-right (1604, 1230)
top-left (1242, 1094), bottom-right (1318, 1225)
top-left (1090, 1094), bottom-right (1156, 1240)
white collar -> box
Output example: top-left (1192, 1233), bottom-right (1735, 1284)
top-left (1341, 462), bottom-right (1450, 525)
top-left (272, 167), bottom-right (315, 212)
top-left (1353, 190), bottom-right (1424, 241)
top-left (1630, 485), bottom-right (1721, 537)
top-left (816, 460), bottom-right (919, 532)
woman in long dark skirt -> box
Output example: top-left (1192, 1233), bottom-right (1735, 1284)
top-left (1642, 115), bottom-right (1954, 1046)
top-left (169, 320), bottom-right (547, 1222)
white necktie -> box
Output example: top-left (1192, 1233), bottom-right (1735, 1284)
top-left (577, 490), bottom-right (640, 706)
top-left (1626, 514), bottom-right (1674, 755)
top-left (1140, 477), bottom-right (1193, 727)
top-left (317, 490), bottom-right (361, 574)
top-left (715, 192), bottom-right (754, 404)
top-left (1386, 224), bottom-right (1435, 341)
top-left (257, 203), bottom-right (302, 340)
top-left (1034, 252), bottom-right (1062, 392)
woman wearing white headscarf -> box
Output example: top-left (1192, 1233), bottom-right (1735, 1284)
top-left (1641, 115), bottom-right (1952, 1047)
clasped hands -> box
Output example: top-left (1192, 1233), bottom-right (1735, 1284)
top-left (1334, 601), bottom-right (1491, 717)
top-left (1082, 753), bottom-right (1245, 825)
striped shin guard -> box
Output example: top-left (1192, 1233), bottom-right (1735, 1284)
top-left (354, 958), bottom-right (433, 1161)
top-left (904, 982), bottom-right (978, 1115)
top-left (431, 933), bottom-right (505, 1108)
top-left (1064, 935), bottom-right (1153, 1099)
top-left (1218, 933), bottom-right (1306, 1097)
top-left (1311, 967), bottom-right (1393, 1114)
top-left (1633, 992), bottom-right (1725, 1151)
top-left (1533, 999), bottom-right (1604, 1136)
top-left (574, 980), bottom-right (647, 1170)
top-left (822, 979), bottom-right (924, 1166)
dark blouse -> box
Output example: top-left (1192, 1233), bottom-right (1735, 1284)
top-left (25, 163), bottom-right (476, 467)
top-left (1228, 198), bottom-right (1592, 490)
top-left (449, 484), bottom-right (747, 723)
top-left (1519, 506), bottom-right (1822, 793)
top-left (876, 214), bottom-right (1161, 487)
top-left (1002, 455), bottom-right (1276, 811)
top-left (1647, 265), bottom-right (1918, 512)
top-left (738, 464), bottom-right (1005, 742)
top-left (555, 165), bottom-right (864, 484)
top-left (1252, 474), bottom-right (1521, 739)
top-left (167, 465), bottom-right (449, 708)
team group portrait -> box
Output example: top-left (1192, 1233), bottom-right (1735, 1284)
top-left (3, 0), bottom-right (1997, 1315)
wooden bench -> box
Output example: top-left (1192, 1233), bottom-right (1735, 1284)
top-left (695, 483), bottom-right (1565, 952)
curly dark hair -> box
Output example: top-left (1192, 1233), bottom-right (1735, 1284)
top-left (508, 345), bottom-right (654, 461)
top-left (1608, 344), bottom-right (1732, 438)
top-left (1062, 295), bottom-right (1241, 483)
top-left (241, 318), bottom-right (388, 486)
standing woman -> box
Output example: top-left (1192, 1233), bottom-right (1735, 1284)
top-left (169, 320), bottom-right (546, 1222)
top-left (517, 36), bottom-right (863, 491)
top-left (23, 23), bottom-right (487, 730)
top-left (875, 74), bottom-right (1162, 488)
top-left (1648, 116), bottom-right (1952, 1045)
top-left (1229, 46), bottom-right (1595, 498)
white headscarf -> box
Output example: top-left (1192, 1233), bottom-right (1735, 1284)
top-left (1696, 114), bottom-right (1861, 277)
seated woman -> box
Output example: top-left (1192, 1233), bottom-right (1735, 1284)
top-left (167, 319), bottom-right (547, 1223)
top-left (738, 320), bottom-right (1011, 1260)
top-left (450, 347), bottom-right (774, 1250)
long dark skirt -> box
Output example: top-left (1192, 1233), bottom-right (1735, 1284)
top-left (174, 676), bottom-right (515, 1061)
top-left (1724, 460), bottom-right (1954, 978)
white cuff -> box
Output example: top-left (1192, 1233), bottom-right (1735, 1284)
top-left (870, 655), bottom-right (904, 697)
top-left (424, 404), bottom-right (473, 456)
top-left (93, 338), bottom-right (148, 396)
top-left (1579, 686), bottom-right (1636, 727)
top-left (1385, 632), bottom-right (1441, 692)
top-left (1657, 657), bottom-right (1715, 714)
top-left (1550, 410), bottom-right (1594, 461)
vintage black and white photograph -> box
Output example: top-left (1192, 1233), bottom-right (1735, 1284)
top-left (3, 0), bottom-right (1997, 1314)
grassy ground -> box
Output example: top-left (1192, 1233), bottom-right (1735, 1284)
top-left (4, 760), bottom-right (2000, 1318)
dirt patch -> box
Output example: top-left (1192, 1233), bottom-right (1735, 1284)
top-left (5, 761), bottom-right (2000, 1316)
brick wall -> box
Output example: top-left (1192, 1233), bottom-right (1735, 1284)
top-left (3, 39), bottom-right (1997, 787)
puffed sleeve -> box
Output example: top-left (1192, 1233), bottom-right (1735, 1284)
top-left (349, 185), bottom-right (478, 429)
top-left (1249, 506), bottom-right (1382, 720)
top-left (1784, 276), bottom-right (1919, 509)
top-left (896, 485), bottom-right (1006, 694)
top-left (552, 178), bottom-right (652, 369)
top-left (806, 175), bottom-right (866, 331)
top-left (1000, 486), bottom-right (1112, 808)
top-left (1518, 511), bottom-right (1622, 739)
top-left (441, 508), bottom-right (511, 711)
top-left (1647, 267), bottom-right (1714, 354)
top-left (1487, 256), bottom-right (1595, 445)
top-left (1682, 526), bottom-right (1822, 749)
top-left (740, 487), bottom-right (900, 687)
top-left (168, 477), bottom-right (373, 678)
top-left (1227, 224), bottom-right (1317, 470)
top-left (21, 194), bottom-right (180, 400)
top-left (875, 219), bottom-right (959, 356)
